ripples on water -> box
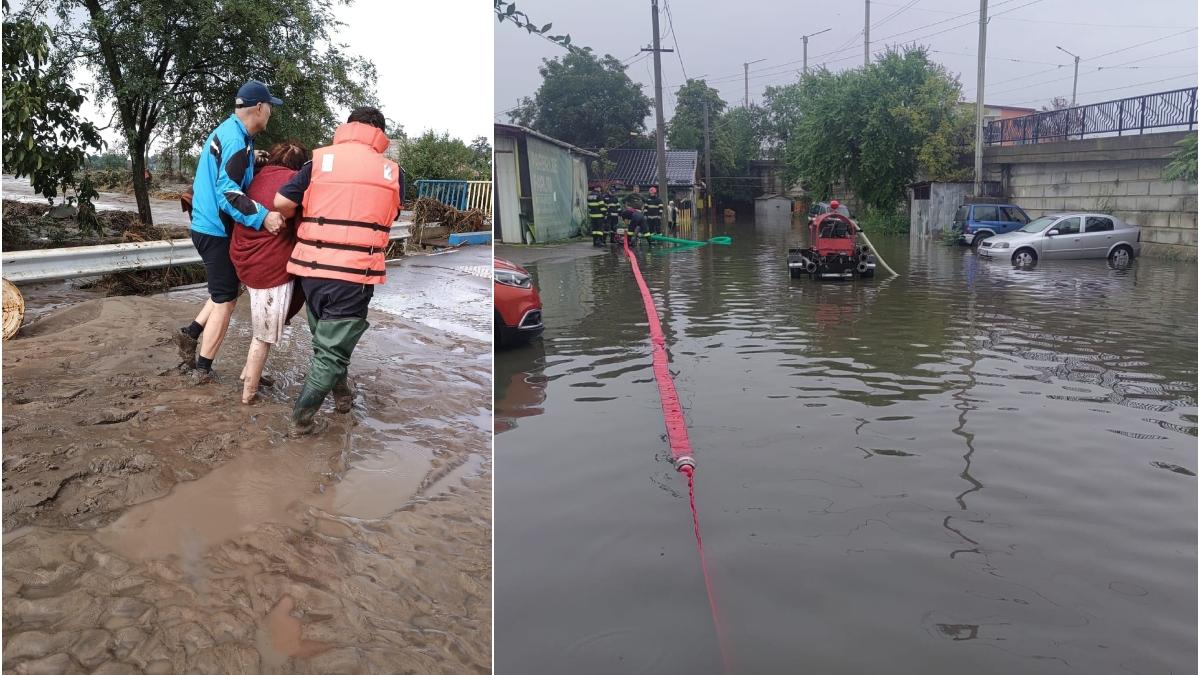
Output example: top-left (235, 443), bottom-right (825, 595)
top-left (496, 221), bottom-right (1197, 674)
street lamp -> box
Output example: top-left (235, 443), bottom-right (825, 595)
top-left (1055, 45), bottom-right (1081, 108)
top-left (743, 58), bottom-right (766, 107)
top-left (800, 28), bottom-right (831, 75)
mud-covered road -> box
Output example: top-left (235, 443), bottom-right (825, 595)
top-left (3, 247), bottom-right (492, 673)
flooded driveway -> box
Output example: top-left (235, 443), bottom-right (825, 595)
top-left (3, 246), bottom-right (492, 673)
top-left (495, 222), bottom-right (1197, 674)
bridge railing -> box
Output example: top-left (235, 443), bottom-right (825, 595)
top-left (985, 87), bottom-right (1197, 146)
top-left (466, 180), bottom-right (492, 215)
top-left (415, 179), bottom-right (469, 210)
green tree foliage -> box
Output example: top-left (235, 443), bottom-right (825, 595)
top-left (710, 106), bottom-right (764, 204)
top-left (510, 50), bottom-right (651, 151)
top-left (917, 105), bottom-right (974, 182)
top-left (494, 0), bottom-right (579, 53)
top-left (667, 79), bottom-right (726, 152)
top-left (394, 131), bottom-right (491, 200)
top-left (21, 0), bottom-right (377, 225)
top-left (764, 47), bottom-right (963, 210)
top-left (1163, 133), bottom-right (1197, 182)
top-left (2, 4), bottom-right (104, 230)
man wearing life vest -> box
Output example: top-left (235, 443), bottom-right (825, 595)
top-left (644, 185), bottom-right (663, 235)
top-left (587, 186), bottom-right (606, 246)
top-left (273, 106), bottom-right (401, 435)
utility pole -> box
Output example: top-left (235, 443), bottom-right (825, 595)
top-left (973, 0), bottom-right (987, 196)
top-left (1056, 45), bottom-right (1081, 107)
top-left (643, 0), bottom-right (673, 207)
top-left (704, 102), bottom-right (714, 224)
top-left (743, 58), bottom-right (765, 107)
top-left (864, 0), bottom-right (871, 67)
top-left (800, 28), bottom-right (831, 75)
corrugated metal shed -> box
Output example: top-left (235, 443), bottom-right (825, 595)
top-left (602, 149), bottom-right (698, 186)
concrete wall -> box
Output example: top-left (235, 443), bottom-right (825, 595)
top-left (983, 131), bottom-right (1198, 257)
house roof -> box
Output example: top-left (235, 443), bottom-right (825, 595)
top-left (601, 149), bottom-right (698, 186)
top-left (494, 123), bottom-right (599, 157)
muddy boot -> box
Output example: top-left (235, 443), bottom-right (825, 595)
top-left (289, 385), bottom-right (329, 436)
top-left (173, 327), bottom-right (199, 365)
top-left (332, 376), bottom-right (355, 414)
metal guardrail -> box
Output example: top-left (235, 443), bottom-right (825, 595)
top-left (986, 87), bottom-right (1197, 145)
top-left (416, 179), bottom-right (469, 209)
top-left (2, 225), bottom-right (411, 284)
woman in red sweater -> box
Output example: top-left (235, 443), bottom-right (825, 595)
top-left (230, 142), bottom-right (309, 403)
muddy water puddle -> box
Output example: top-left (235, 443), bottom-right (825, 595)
top-left (4, 251), bottom-right (491, 673)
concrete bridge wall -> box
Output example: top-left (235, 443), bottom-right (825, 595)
top-left (983, 131), bottom-right (1197, 258)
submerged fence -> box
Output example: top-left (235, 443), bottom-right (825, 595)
top-left (985, 87), bottom-right (1197, 145)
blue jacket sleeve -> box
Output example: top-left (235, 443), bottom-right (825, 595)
top-left (213, 129), bottom-right (267, 229)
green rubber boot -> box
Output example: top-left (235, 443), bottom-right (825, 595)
top-left (289, 384), bottom-right (330, 436)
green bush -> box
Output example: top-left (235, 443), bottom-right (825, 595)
top-left (857, 204), bottom-right (910, 235)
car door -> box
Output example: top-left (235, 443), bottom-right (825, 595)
top-left (1000, 206), bottom-right (1029, 234)
top-left (1043, 216), bottom-right (1083, 259)
top-left (972, 205), bottom-right (1002, 235)
top-left (1083, 215), bottom-right (1116, 257)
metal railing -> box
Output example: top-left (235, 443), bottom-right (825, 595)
top-left (466, 180), bottom-right (493, 215)
top-left (3, 225), bottom-right (411, 284)
top-left (985, 87), bottom-right (1197, 145)
top-left (415, 179), bottom-right (469, 209)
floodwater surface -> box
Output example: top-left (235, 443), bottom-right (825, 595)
top-left (495, 220), bottom-right (1197, 674)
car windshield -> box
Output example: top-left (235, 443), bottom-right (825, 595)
top-left (1019, 216), bottom-right (1058, 233)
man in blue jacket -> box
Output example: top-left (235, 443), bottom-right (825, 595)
top-left (174, 80), bottom-right (286, 383)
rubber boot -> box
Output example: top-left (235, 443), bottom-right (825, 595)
top-left (332, 376), bottom-right (354, 414)
top-left (289, 385), bottom-right (329, 436)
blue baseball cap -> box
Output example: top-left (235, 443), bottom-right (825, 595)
top-left (235, 80), bottom-right (283, 108)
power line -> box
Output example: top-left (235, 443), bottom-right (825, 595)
top-left (1090, 27), bottom-right (1196, 60)
top-left (984, 42), bottom-right (1200, 97)
top-left (1008, 71), bottom-right (1197, 106)
top-left (663, 0), bottom-right (688, 81)
top-left (871, 1), bottom-right (1187, 29)
top-left (871, 0), bottom-right (922, 30)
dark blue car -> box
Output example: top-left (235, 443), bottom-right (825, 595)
top-left (954, 203), bottom-right (1031, 249)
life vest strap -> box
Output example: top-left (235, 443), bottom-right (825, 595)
top-left (296, 236), bottom-right (383, 255)
top-left (302, 216), bottom-right (390, 233)
top-left (288, 257), bottom-right (386, 277)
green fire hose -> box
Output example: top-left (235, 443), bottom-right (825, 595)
top-left (648, 234), bottom-right (733, 247)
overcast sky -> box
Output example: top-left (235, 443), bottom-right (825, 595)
top-left (495, 0), bottom-right (1198, 124)
top-left (73, 0), bottom-right (491, 151)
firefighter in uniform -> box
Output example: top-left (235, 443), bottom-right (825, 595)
top-left (587, 186), bottom-right (607, 246)
top-left (604, 185), bottom-right (621, 243)
top-left (644, 185), bottom-right (663, 239)
top-left (274, 106), bottom-right (401, 435)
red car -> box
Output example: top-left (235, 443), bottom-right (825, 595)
top-left (494, 257), bottom-right (543, 347)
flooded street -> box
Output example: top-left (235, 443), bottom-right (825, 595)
top-left (3, 247), bottom-right (492, 673)
top-left (495, 221), bottom-right (1197, 674)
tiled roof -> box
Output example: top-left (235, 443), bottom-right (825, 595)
top-left (602, 149), bottom-right (698, 186)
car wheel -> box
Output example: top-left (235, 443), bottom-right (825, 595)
top-left (971, 233), bottom-right (991, 252)
top-left (1011, 248), bottom-right (1037, 266)
top-left (1108, 245), bottom-right (1133, 266)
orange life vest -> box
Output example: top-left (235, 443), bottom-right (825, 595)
top-left (287, 122), bottom-right (401, 284)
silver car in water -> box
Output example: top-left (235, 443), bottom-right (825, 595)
top-left (977, 212), bottom-right (1141, 266)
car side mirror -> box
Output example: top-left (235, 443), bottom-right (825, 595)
top-left (1046, 229), bottom-right (1059, 237)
